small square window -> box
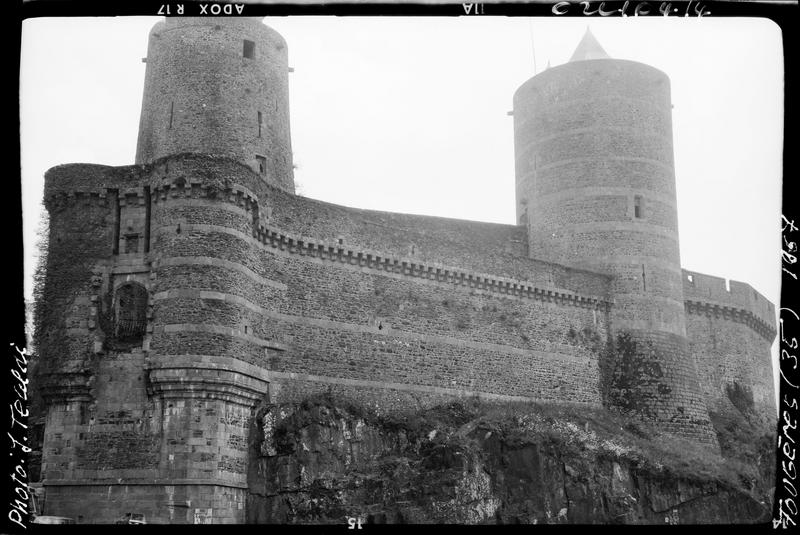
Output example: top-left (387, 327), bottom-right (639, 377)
top-left (243, 40), bottom-right (256, 59)
top-left (125, 234), bottom-right (139, 254)
top-left (634, 195), bottom-right (644, 219)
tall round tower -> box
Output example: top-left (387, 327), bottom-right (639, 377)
top-left (513, 30), bottom-right (716, 444)
top-left (135, 17), bottom-right (294, 193)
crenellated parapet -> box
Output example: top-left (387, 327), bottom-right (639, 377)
top-left (682, 269), bottom-right (776, 343)
top-left (44, 189), bottom-right (114, 212)
top-left (124, 153), bottom-right (615, 312)
top-left (44, 152), bottom-right (267, 198)
top-left (150, 176), bottom-right (262, 220)
top-left (44, 162), bottom-right (143, 199)
top-left (252, 224), bottom-right (613, 311)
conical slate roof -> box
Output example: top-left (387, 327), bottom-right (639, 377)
top-left (568, 28), bottom-right (610, 62)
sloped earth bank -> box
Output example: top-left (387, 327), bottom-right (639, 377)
top-left (247, 395), bottom-right (774, 524)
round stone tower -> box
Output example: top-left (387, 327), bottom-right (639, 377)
top-left (135, 17), bottom-right (294, 193)
top-left (513, 29), bottom-right (716, 444)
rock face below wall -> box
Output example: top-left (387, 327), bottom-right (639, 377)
top-left (247, 396), bottom-right (773, 524)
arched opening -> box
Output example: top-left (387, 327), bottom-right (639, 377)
top-left (113, 283), bottom-right (148, 346)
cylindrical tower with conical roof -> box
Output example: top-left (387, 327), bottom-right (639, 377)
top-left (513, 30), bottom-right (717, 445)
top-left (136, 17), bottom-right (294, 193)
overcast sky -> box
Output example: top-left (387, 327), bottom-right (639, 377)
top-left (20, 16), bottom-right (783, 390)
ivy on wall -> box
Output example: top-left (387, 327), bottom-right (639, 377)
top-left (599, 332), bottom-right (671, 419)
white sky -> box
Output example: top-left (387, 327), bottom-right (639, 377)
top-left (20, 16), bottom-right (783, 394)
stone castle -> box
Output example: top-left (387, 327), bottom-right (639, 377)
top-left (34, 18), bottom-right (776, 523)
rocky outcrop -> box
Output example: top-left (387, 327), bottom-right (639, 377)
top-left (246, 395), bottom-right (772, 524)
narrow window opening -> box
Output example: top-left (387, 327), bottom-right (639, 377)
top-left (634, 195), bottom-right (644, 219)
top-left (255, 155), bottom-right (267, 175)
top-left (168, 102), bottom-right (174, 129)
top-left (143, 187), bottom-right (151, 253)
top-left (243, 40), bottom-right (256, 59)
top-left (112, 190), bottom-right (121, 255)
top-left (338, 238), bottom-right (344, 245)
top-left (378, 322), bottom-right (383, 331)
top-left (641, 264), bottom-right (647, 291)
top-left (725, 279), bottom-right (731, 292)
top-left (244, 325), bottom-right (248, 334)
top-left (257, 111), bottom-right (262, 138)
top-left (687, 274), bottom-right (694, 284)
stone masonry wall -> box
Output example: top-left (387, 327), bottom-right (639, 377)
top-left (145, 155), bottom-right (613, 414)
top-left (43, 484), bottom-right (245, 524)
top-left (39, 154), bottom-right (613, 521)
top-left (38, 152), bottom-right (777, 522)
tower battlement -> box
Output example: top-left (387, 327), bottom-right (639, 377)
top-left (683, 269), bottom-right (777, 333)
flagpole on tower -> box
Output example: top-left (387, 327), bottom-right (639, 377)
top-left (528, 19), bottom-right (538, 75)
